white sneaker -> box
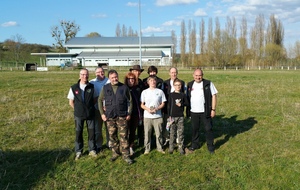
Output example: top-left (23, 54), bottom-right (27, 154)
top-left (75, 152), bottom-right (81, 160)
top-left (89, 150), bottom-right (97, 157)
top-left (129, 147), bottom-right (134, 156)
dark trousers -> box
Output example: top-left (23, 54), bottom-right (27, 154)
top-left (74, 116), bottom-right (95, 153)
top-left (190, 112), bottom-right (214, 151)
top-left (127, 114), bottom-right (139, 148)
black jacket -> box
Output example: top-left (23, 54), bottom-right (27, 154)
top-left (103, 82), bottom-right (129, 118)
top-left (71, 80), bottom-right (95, 119)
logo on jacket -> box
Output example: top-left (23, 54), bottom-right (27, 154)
top-left (75, 90), bottom-right (79, 94)
top-left (86, 89), bottom-right (92, 93)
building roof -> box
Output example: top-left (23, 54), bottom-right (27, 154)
top-left (77, 50), bottom-right (162, 59)
top-left (65, 36), bottom-right (173, 47)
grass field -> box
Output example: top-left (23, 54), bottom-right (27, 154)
top-left (0, 69), bottom-right (299, 189)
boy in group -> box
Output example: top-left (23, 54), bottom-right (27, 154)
top-left (141, 76), bottom-right (167, 154)
top-left (67, 68), bottom-right (97, 160)
top-left (142, 65), bottom-right (164, 90)
top-left (167, 78), bottom-right (188, 155)
top-left (162, 67), bottom-right (185, 147)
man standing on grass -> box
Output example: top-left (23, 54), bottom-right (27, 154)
top-left (186, 68), bottom-right (218, 154)
top-left (67, 68), bottom-right (97, 160)
top-left (89, 66), bottom-right (110, 153)
top-left (98, 70), bottom-right (134, 165)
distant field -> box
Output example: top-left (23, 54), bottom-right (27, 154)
top-left (0, 69), bottom-right (299, 189)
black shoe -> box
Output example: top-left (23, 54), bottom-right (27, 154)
top-left (96, 147), bottom-right (103, 154)
top-left (124, 157), bottom-right (133, 165)
top-left (110, 155), bottom-right (119, 162)
top-left (179, 149), bottom-right (185, 155)
top-left (188, 147), bottom-right (196, 151)
top-left (209, 150), bottom-right (215, 154)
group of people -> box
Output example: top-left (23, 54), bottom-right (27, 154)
top-left (67, 65), bottom-right (218, 165)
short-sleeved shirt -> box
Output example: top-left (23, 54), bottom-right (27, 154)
top-left (141, 88), bottom-right (166, 118)
top-left (190, 81), bottom-right (218, 113)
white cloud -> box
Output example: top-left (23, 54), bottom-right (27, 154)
top-left (1, 21), bottom-right (18, 27)
top-left (162, 20), bottom-right (181, 26)
top-left (194, 8), bottom-right (207, 16)
top-left (142, 26), bottom-right (164, 33)
top-left (156, 0), bottom-right (198, 6)
top-left (127, 2), bottom-right (139, 7)
top-left (91, 14), bottom-right (107, 18)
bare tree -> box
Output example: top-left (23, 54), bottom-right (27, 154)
top-left (122, 24), bottom-right (127, 37)
top-left (5, 34), bottom-right (25, 67)
top-left (51, 20), bottom-right (80, 52)
top-left (206, 18), bottom-right (214, 65)
top-left (223, 16), bottom-right (237, 66)
top-left (188, 20), bottom-right (196, 66)
top-left (239, 16), bottom-right (248, 66)
top-left (199, 18), bottom-right (205, 55)
top-left (116, 23), bottom-right (121, 37)
top-left (266, 14), bottom-right (284, 47)
top-left (213, 17), bottom-right (221, 66)
top-left (171, 30), bottom-right (177, 65)
top-left (180, 20), bottom-right (187, 67)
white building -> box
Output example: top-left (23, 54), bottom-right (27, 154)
top-left (31, 36), bottom-right (174, 67)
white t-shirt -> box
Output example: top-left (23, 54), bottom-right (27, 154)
top-left (141, 88), bottom-right (166, 118)
top-left (190, 81), bottom-right (218, 113)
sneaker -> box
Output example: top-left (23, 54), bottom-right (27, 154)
top-left (129, 147), bottom-right (134, 156)
top-left (110, 154), bottom-right (119, 162)
top-left (144, 150), bottom-right (150, 155)
top-left (89, 150), bottom-right (97, 157)
top-left (124, 157), bottom-right (134, 165)
top-left (157, 149), bottom-right (165, 154)
top-left (169, 148), bottom-right (174, 154)
top-left (179, 149), bottom-right (185, 155)
top-left (75, 152), bottom-right (81, 160)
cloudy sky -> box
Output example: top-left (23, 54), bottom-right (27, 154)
top-left (1, 0), bottom-right (299, 48)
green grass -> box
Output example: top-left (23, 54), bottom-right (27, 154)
top-left (0, 69), bottom-right (300, 189)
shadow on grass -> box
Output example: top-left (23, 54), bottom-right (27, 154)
top-left (0, 149), bottom-right (72, 189)
top-left (184, 115), bottom-right (257, 150)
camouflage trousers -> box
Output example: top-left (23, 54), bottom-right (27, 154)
top-left (169, 116), bottom-right (184, 151)
top-left (106, 117), bottom-right (130, 158)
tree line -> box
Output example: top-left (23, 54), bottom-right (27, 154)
top-left (1, 14), bottom-right (300, 68)
top-left (174, 14), bottom-right (300, 68)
